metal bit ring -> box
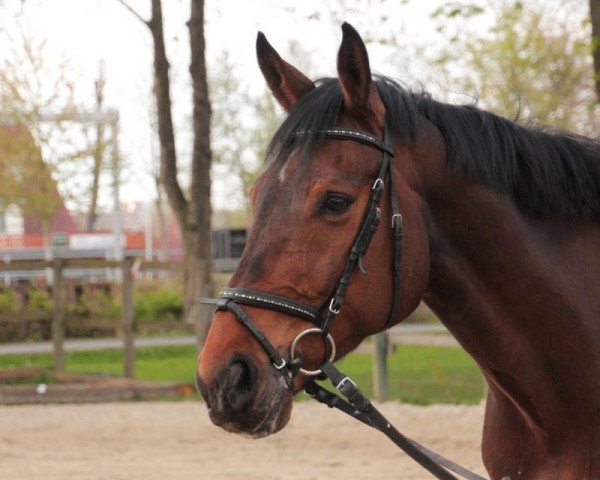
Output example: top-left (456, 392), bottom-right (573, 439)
top-left (290, 327), bottom-right (336, 376)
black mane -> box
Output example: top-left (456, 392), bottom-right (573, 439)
top-left (266, 76), bottom-right (600, 218)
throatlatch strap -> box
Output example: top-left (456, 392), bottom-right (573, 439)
top-left (385, 147), bottom-right (404, 329)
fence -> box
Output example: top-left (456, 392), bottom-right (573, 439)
top-left (0, 258), bottom-right (458, 397)
top-left (0, 257), bottom-right (178, 378)
top-left (370, 324), bottom-right (455, 401)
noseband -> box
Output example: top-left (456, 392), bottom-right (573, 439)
top-left (199, 121), bottom-right (486, 480)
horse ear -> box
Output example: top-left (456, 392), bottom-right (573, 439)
top-left (337, 23), bottom-right (383, 119)
top-left (256, 32), bottom-right (315, 112)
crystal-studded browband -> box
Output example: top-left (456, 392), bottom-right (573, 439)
top-left (294, 128), bottom-right (394, 156)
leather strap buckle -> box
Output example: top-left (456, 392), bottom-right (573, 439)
top-left (328, 297), bottom-right (341, 315)
top-left (273, 358), bottom-right (287, 370)
top-left (335, 375), bottom-right (357, 391)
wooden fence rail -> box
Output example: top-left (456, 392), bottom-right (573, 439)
top-left (0, 257), bottom-right (177, 378)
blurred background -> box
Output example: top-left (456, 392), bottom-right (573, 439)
top-left (0, 0), bottom-right (597, 407)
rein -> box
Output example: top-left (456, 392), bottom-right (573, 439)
top-left (199, 122), bottom-right (486, 480)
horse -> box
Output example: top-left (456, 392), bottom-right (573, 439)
top-left (197, 23), bottom-right (600, 479)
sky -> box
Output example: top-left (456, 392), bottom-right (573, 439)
top-left (0, 0), bottom-right (465, 212)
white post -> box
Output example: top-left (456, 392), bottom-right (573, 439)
top-left (145, 204), bottom-right (153, 280)
top-left (110, 115), bottom-right (123, 282)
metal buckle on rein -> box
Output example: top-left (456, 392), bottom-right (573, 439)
top-left (273, 358), bottom-right (287, 370)
top-left (328, 298), bottom-right (341, 315)
top-left (336, 376), bottom-right (357, 391)
top-left (290, 327), bottom-right (336, 376)
top-left (391, 213), bottom-right (403, 229)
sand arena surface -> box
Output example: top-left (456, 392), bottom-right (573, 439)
top-left (1, 401), bottom-right (487, 479)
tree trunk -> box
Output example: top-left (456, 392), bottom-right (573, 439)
top-left (149, 0), bottom-right (188, 221)
top-left (182, 229), bottom-right (212, 346)
top-left (186, 0), bottom-right (213, 341)
top-left (117, 0), bottom-right (213, 348)
top-left (591, 0), bottom-right (600, 101)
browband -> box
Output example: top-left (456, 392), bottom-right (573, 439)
top-left (294, 128), bottom-right (394, 156)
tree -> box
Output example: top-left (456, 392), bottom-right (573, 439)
top-left (210, 51), bottom-right (281, 212)
top-left (117, 0), bottom-right (213, 345)
top-left (0, 125), bottom-right (62, 237)
top-left (433, 0), bottom-right (597, 135)
top-left (0, 28), bottom-right (87, 242)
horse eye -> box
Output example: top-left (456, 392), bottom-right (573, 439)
top-left (322, 194), bottom-right (352, 214)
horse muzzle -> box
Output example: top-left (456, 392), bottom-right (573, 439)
top-left (196, 354), bottom-right (293, 438)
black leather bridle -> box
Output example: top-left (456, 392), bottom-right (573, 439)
top-left (200, 122), bottom-right (487, 480)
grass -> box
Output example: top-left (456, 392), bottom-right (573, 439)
top-left (0, 345), bottom-right (198, 383)
top-left (333, 346), bottom-right (484, 404)
top-left (0, 344), bottom-right (484, 405)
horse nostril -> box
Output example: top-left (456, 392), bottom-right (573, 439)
top-left (223, 358), bottom-right (258, 412)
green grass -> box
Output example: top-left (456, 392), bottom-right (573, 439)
top-left (0, 345), bottom-right (198, 383)
top-left (334, 346), bottom-right (484, 404)
top-left (0, 344), bottom-right (484, 405)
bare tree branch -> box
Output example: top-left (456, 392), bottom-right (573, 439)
top-left (115, 0), bottom-right (149, 26)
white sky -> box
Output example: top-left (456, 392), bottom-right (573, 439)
top-left (0, 0), bottom-right (465, 211)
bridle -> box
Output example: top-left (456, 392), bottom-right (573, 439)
top-left (199, 120), bottom-right (487, 480)
top-left (202, 121), bottom-right (401, 380)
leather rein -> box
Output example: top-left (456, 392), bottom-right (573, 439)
top-left (200, 122), bottom-right (486, 480)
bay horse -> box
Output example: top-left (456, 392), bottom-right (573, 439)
top-left (197, 23), bottom-right (600, 479)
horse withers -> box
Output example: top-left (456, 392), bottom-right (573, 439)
top-left (197, 23), bottom-right (600, 479)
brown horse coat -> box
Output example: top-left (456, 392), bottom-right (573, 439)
top-left (198, 24), bottom-right (600, 479)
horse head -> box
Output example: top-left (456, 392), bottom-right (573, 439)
top-left (196, 23), bottom-right (436, 438)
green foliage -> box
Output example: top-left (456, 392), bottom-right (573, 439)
top-left (66, 282), bottom-right (184, 322)
top-left (0, 289), bottom-right (20, 313)
top-left (24, 289), bottom-right (53, 312)
top-left (210, 50), bottom-right (282, 214)
top-left (0, 27), bottom-right (94, 220)
top-left (0, 282), bottom-right (188, 342)
top-left (433, 0), bottom-right (597, 135)
top-left (432, 2), bottom-right (484, 19)
top-left (134, 281), bottom-right (183, 322)
top-left (0, 127), bottom-right (62, 225)
top-left (0, 289), bottom-right (51, 343)
top-left (69, 289), bottom-right (122, 320)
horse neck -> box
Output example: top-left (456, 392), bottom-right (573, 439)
top-left (418, 164), bottom-right (600, 428)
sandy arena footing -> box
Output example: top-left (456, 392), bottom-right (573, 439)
top-left (0, 401), bottom-right (487, 480)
